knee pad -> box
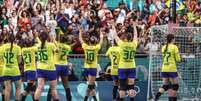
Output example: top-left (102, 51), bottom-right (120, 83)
top-left (172, 84), bottom-right (179, 91)
top-left (88, 84), bottom-right (95, 90)
top-left (162, 85), bottom-right (170, 91)
top-left (31, 84), bottom-right (37, 91)
top-left (127, 85), bottom-right (134, 90)
top-left (25, 83), bottom-right (33, 92)
top-left (2, 85), bottom-right (5, 89)
top-left (113, 86), bottom-right (118, 90)
top-left (119, 79), bottom-right (127, 91)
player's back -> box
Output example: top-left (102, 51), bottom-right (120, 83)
top-left (118, 40), bottom-right (138, 69)
top-left (162, 43), bottom-right (181, 72)
top-left (82, 43), bottom-right (101, 68)
top-left (0, 43), bottom-right (21, 76)
top-left (22, 46), bottom-right (37, 71)
top-left (55, 42), bottom-right (71, 65)
top-left (37, 42), bottom-right (56, 70)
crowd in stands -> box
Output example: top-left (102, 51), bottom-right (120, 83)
top-left (0, 0), bottom-right (201, 54)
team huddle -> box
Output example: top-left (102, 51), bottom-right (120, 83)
top-left (0, 23), bottom-right (181, 101)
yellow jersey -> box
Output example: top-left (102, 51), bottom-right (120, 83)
top-left (106, 46), bottom-right (120, 75)
top-left (82, 43), bottom-right (101, 68)
top-left (22, 46), bottom-right (37, 72)
top-left (36, 37), bottom-right (41, 45)
top-left (118, 40), bottom-right (138, 69)
top-left (55, 42), bottom-right (71, 65)
top-left (37, 42), bottom-right (56, 71)
top-left (0, 43), bottom-right (21, 76)
top-left (0, 45), bottom-right (4, 77)
top-left (162, 44), bottom-right (181, 72)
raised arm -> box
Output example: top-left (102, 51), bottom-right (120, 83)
top-left (79, 26), bottom-right (84, 44)
top-left (99, 29), bottom-right (104, 45)
top-left (133, 22), bottom-right (138, 41)
top-left (111, 23), bottom-right (120, 43)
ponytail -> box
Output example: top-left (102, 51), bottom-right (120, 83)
top-left (8, 32), bottom-right (15, 53)
top-left (10, 40), bottom-right (13, 53)
top-left (164, 42), bottom-right (168, 53)
top-left (165, 34), bottom-right (175, 52)
top-left (41, 40), bottom-right (45, 49)
top-left (39, 32), bottom-right (48, 49)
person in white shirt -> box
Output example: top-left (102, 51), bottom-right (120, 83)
top-left (46, 13), bottom-right (57, 38)
top-left (144, 37), bottom-right (161, 55)
top-left (116, 2), bottom-right (126, 24)
top-left (64, 2), bottom-right (76, 19)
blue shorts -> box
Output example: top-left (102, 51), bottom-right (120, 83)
top-left (3, 75), bottom-right (21, 81)
top-left (161, 72), bottom-right (178, 78)
top-left (118, 68), bottom-right (136, 79)
top-left (37, 69), bottom-right (57, 81)
top-left (56, 64), bottom-right (69, 77)
top-left (0, 76), bottom-right (4, 82)
top-left (83, 68), bottom-right (97, 76)
top-left (25, 71), bottom-right (37, 81)
top-left (112, 75), bottom-right (118, 81)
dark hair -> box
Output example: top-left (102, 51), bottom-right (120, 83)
top-left (8, 32), bottom-right (15, 53)
top-left (39, 32), bottom-right (48, 49)
top-left (0, 35), bottom-right (3, 44)
top-left (164, 34), bottom-right (175, 52)
top-left (60, 35), bottom-right (69, 43)
top-left (123, 32), bottom-right (133, 42)
top-left (1, 7), bottom-right (7, 15)
top-left (89, 36), bottom-right (98, 45)
top-left (24, 38), bottom-right (34, 47)
top-left (21, 10), bottom-right (28, 17)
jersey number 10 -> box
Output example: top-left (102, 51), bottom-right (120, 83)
top-left (86, 51), bottom-right (94, 64)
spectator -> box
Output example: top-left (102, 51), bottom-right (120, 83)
top-left (46, 13), bottom-right (57, 38)
top-left (56, 4), bottom-right (70, 33)
top-left (144, 37), bottom-right (160, 54)
top-left (18, 10), bottom-right (31, 32)
top-left (116, 2), bottom-right (126, 24)
top-left (31, 10), bottom-right (44, 31)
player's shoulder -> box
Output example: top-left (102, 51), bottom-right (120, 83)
top-left (82, 43), bottom-right (88, 48)
top-left (169, 44), bottom-right (178, 49)
top-left (13, 44), bottom-right (21, 49)
top-left (133, 40), bottom-right (138, 45)
top-left (111, 46), bottom-right (120, 51)
top-left (47, 42), bottom-right (56, 47)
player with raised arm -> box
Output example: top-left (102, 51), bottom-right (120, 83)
top-left (106, 23), bottom-right (121, 101)
top-left (34, 32), bottom-right (59, 101)
top-left (114, 22), bottom-right (138, 101)
top-left (79, 26), bottom-right (103, 101)
top-left (154, 34), bottom-right (181, 101)
top-left (0, 33), bottom-right (22, 101)
top-left (106, 41), bottom-right (120, 101)
top-left (47, 35), bottom-right (72, 101)
top-left (20, 38), bottom-right (37, 101)
top-left (0, 35), bottom-right (5, 101)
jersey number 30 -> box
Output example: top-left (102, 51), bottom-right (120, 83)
top-left (123, 50), bottom-right (135, 60)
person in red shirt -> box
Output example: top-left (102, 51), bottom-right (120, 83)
top-left (18, 10), bottom-right (31, 32)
